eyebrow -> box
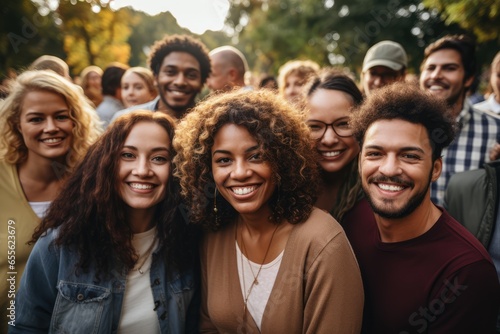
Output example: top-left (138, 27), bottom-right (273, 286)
top-left (212, 145), bottom-right (260, 156)
top-left (122, 145), bottom-right (170, 152)
top-left (364, 145), bottom-right (425, 154)
top-left (25, 109), bottom-right (69, 116)
top-left (307, 116), bottom-right (349, 122)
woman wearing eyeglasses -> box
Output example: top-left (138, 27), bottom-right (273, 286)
top-left (304, 68), bottom-right (364, 222)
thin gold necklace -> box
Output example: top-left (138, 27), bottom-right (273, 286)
top-left (237, 222), bottom-right (280, 314)
top-left (133, 237), bottom-right (156, 275)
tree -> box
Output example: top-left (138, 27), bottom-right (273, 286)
top-left (57, 1), bottom-right (132, 74)
top-left (422, 0), bottom-right (499, 43)
top-left (0, 0), bottom-right (64, 78)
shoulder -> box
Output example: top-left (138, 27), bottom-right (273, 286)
top-left (447, 168), bottom-right (487, 193)
top-left (110, 98), bottom-right (158, 123)
top-left (287, 208), bottom-right (348, 259)
top-left (293, 207), bottom-right (344, 240)
top-left (438, 211), bottom-right (493, 262)
top-left (471, 105), bottom-right (500, 123)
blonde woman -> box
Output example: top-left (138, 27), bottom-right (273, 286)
top-left (121, 66), bottom-right (158, 108)
top-left (277, 59), bottom-right (320, 104)
top-left (0, 70), bottom-right (102, 332)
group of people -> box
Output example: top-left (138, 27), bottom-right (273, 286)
top-left (0, 30), bottom-right (499, 334)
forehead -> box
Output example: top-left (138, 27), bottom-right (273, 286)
top-left (367, 66), bottom-right (397, 74)
top-left (159, 51), bottom-right (201, 71)
top-left (363, 119), bottom-right (432, 153)
top-left (424, 48), bottom-right (463, 67)
top-left (125, 121), bottom-right (170, 146)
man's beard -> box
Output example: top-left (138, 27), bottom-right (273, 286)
top-left (363, 169), bottom-right (432, 219)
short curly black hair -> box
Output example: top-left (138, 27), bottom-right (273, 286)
top-left (148, 34), bottom-right (211, 85)
top-left (350, 82), bottom-right (456, 161)
top-left (173, 89), bottom-right (320, 230)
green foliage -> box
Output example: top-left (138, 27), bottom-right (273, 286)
top-left (58, 2), bottom-right (132, 74)
top-left (1, 0), bottom-right (498, 84)
top-left (422, 0), bottom-right (499, 43)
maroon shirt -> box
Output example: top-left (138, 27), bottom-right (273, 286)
top-left (343, 198), bottom-right (500, 333)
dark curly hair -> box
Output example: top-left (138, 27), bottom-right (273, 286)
top-left (173, 89), bottom-right (320, 230)
top-left (350, 82), bottom-right (456, 161)
top-left (31, 111), bottom-right (198, 277)
top-left (148, 34), bottom-right (211, 85)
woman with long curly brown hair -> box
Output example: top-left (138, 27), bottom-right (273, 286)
top-left (11, 111), bottom-right (199, 333)
top-left (174, 89), bottom-right (363, 333)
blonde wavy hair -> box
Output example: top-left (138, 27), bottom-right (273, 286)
top-left (0, 70), bottom-right (103, 170)
top-left (173, 89), bottom-right (319, 230)
top-left (277, 59), bottom-right (320, 98)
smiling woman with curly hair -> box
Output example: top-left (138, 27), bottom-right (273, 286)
top-left (174, 89), bottom-right (364, 333)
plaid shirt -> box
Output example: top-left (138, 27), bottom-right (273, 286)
top-left (431, 100), bottom-right (500, 205)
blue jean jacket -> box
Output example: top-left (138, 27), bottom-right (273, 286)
top-left (9, 228), bottom-right (198, 334)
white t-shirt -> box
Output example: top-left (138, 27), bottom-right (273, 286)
top-left (118, 227), bottom-right (160, 334)
top-left (29, 201), bottom-right (51, 219)
top-left (236, 242), bottom-right (283, 330)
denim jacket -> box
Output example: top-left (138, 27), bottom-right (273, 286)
top-left (9, 228), bottom-right (198, 334)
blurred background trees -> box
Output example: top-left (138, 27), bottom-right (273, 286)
top-left (1, 0), bottom-right (498, 80)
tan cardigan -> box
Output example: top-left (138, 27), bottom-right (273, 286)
top-left (200, 207), bottom-right (364, 333)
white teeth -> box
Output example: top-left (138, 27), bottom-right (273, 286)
top-left (42, 138), bottom-right (62, 143)
top-left (429, 85), bottom-right (444, 90)
top-left (130, 183), bottom-right (153, 190)
top-left (322, 151), bottom-right (341, 157)
top-left (378, 183), bottom-right (404, 192)
top-left (171, 90), bottom-right (187, 96)
top-left (232, 186), bottom-right (256, 195)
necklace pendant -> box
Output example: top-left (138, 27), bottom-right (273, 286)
top-left (253, 278), bottom-right (259, 285)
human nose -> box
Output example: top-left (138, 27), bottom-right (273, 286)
top-left (44, 117), bottom-right (59, 133)
top-left (173, 73), bottom-right (187, 86)
top-left (430, 67), bottom-right (442, 79)
top-left (378, 154), bottom-right (401, 176)
top-left (321, 126), bottom-right (340, 145)
top-left (231, 160), bottom-right (251, 179)
top-left (132, 157), bottom-right (153, 177)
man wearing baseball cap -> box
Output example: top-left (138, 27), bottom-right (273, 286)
top-left (361, 40), bottom-right (407, 96)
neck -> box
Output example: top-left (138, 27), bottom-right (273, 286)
top-left (450, 95), bottom-right (466, 119)
top-left (238, 213), bottom-right (275, 237)
top-left (126, 207), bottom-right (155, 233)
top-left (157, 99), bottom-right (192, 121)
top-left (375, 196), bottom-right (441, 243)
top-left (18, 155), bottom-right (65, 183)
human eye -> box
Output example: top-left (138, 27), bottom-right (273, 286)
top-left (335, 120), bottom-right (350, 129)
top-left (121, 152), bottom-right (135, 159)
top-left (55, 113), bottom-right (70, 121)
top-left (214, 156), bottom-right (231, 165)
top-left (28, 117), bottom-right (43, 123)
top-left (249, 152), bottom-right (263, 161)
top-left (186, 70), bottom-right (200, 80)
top-left (152, 155), bottom-right (169, 164)
top-left (401, 153), bottom-right (421, 161)
top-left (365, 151), bottom-right (382, 158)
top-left (307, 122), bottom-right (323, 131)
top-left (163, 67), bottom-right (176, 76)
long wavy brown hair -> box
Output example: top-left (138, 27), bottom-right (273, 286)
top-left (173, 89), bottom-right (320, 231)
top-left (31, 111), bottom-right (198, 277)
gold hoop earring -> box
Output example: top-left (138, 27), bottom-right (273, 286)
top-left (213, 187), bottom-right (218, 214)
